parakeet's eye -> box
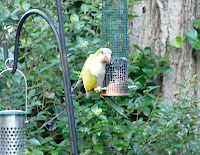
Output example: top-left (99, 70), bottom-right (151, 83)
top-left (101, 51), bottom-right (103, 54)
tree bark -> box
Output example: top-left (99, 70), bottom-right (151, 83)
top-left (128, 0), bottom-right (200, 98)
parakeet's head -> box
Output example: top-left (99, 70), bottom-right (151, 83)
top-left (94, 48), bottom-right (112, 63)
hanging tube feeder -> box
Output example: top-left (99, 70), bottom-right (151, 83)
top-left (102, 0), bottom-right (129, 96)
top-left (0, 59), bottom-right (28, 154)
top-left (1, 0), bottom-right (79, 154)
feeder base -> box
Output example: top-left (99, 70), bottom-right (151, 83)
top-left (101, 92), bottom-right (130, 96)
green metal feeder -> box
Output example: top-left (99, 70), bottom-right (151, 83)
top-left (102, 0), bottom-right (129, 96)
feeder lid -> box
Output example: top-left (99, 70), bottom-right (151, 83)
top-left (0, 110), bottom-right (27, 115)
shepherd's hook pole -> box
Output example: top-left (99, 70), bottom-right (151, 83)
top-left (3, 8), bottom-right (79, 154)
top-left (56, 0), bottom-right (79, 154)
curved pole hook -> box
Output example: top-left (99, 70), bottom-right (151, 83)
top-left (12, 9), bottom-right (62, 74)
top-left (9, 9), bottom-right (79, 154)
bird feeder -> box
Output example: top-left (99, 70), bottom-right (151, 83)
top-left (0, 60), bottom-right (28, 155)
top-left (1, 3), bottom-right (79, 154)
top-left (102, 0), bottom-right (129, 96)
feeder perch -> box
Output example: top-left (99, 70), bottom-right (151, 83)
top-left (0, 61), bottom-right (28, 155)
top-left (102, 0), bottom-right (129, 96)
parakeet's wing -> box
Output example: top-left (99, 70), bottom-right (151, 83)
top-left (80, 54), bottom-right (96, 92)
top-left (72, 54), bottom-right (95, 94)
top-left (82, 66), bottom-right (96, 93)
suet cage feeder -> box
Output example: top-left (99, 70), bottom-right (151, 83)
top-left (0, 65), bottom-right (28, 155)
top-left (102, 0), bottom-right (129, 96)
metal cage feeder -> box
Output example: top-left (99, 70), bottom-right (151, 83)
top-left (102, 0), bottom-right (129, 96)
top-left (0, 62), bottom-right (28, 155)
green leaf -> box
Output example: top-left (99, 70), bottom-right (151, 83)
top-left (161, 56), bottom-right (170, 63)
top-left (28, 89), bottom-right (36, 98)
top-left (92, 134), bottom-right (98, 145)
top-left (133, 44), bottom-right (141, 51)
top-left (91, 103), bottom-right (98, 113)
top-left (144, 86), bottom-right (160, 94)
top-left (81, 4), bottom-right (89, 13)
top-left (129, 52), bottom-right (137, 59)
top-left (28, 138), bottom-right (41, 146)
top-left (172, 83), bottom-right (186, 89)
top-left (184, 29), bottom-right (198, 41)
top-left (155, 66), bottom-right (171, 74)
top-left (22, 1), bottom-right (30, 11)
top-left (94, 145), bottom-right (103, 154)
top-left (82, 149), bottom-right (92, 155)
top-left (41, 137), bottom-right (53, 145)
top-left (128, 14), bottom-right (138, 19)
top-left (166, 148), bottom-right (174, 154)
top-left (189, 39), bottom-right (200, 49)
top-left (30, 149), bottom-right (44, 155)
top-left (170, 36), bottom-right (182, 48)
top-left (50, 141), bottom-right (58, 146)
top-left (173, 143), bottom-right (187, 148)
top-left (76, 36), bottom-right (84, 46)
top-left (193, 19), bottom-right (200, 28)
top-left (128, 65), bottom-right (140, 73)
top-left (184, 29), bottom-right (200, 49)
top-left (70, 14), bottom-right (79, 22)
top-left (143, 47), bottom-right (151, 55)
top-left (51, 150), bottom-right (59, 155)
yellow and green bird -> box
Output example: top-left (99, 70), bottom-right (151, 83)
top-left (72, 48), bottom-right (112, 96)
top-left (72, 48), bottom-right (127, 118)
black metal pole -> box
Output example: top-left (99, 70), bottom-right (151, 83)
top-left (6, 9), bottom-right (78, 154)
top-left (2, 41), bottom-right (10, 68)
top-left (56, 0), bottom-right (79, 154)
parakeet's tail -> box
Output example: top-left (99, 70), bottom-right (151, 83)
top-left (101, 96), bottom-right (128, 118)
top-left (71, 79), bottom-right (83, 94)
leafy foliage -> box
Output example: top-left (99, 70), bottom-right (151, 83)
top-left (170, 19), bottom-right (200, 49)
top-left (0, 0), bottom-right (200, 155)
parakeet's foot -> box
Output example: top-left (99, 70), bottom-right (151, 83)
top-left (94, 86), bottom-right (102, 93)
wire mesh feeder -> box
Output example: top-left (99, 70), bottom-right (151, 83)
top-left (102, 0), bottom-right (129, 96)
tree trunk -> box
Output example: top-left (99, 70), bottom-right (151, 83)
top-left (128, 0), bottom-right (200, 98)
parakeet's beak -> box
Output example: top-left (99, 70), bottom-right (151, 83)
top-left (104, 54), bottom-right (111, 62)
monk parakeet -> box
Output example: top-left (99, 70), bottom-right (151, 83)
top-left (72, 48), bottom-right (128, 118)
top-left (72, 48), bottom-right (112, 96)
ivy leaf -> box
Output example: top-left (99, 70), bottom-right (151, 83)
top-left (184, 29), bottom-right (200, 49)
top-left (184, 29), bottom-right (198, 41)
top-left (193, 19), bottom-right (200, 29)
top-left (189, 39), bottom-right (200, 49)
top-left (170, 36), bottom-right (182, 48)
